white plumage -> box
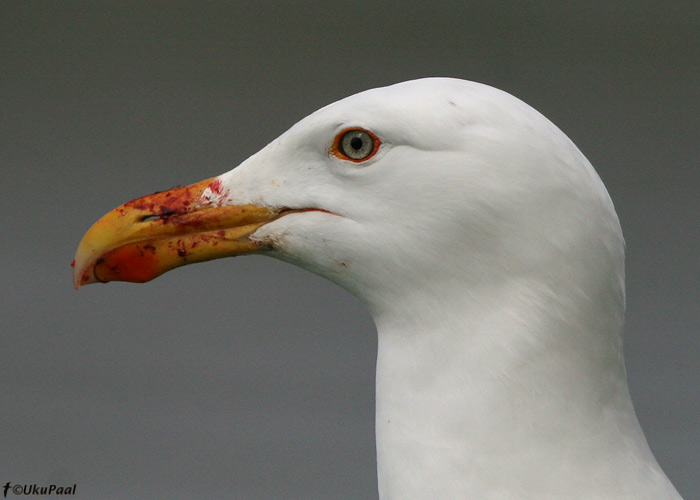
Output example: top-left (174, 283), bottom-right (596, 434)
top-left (76, 77), bottom-right (685, 499)
top-left (208, 78), bottom-right (682, 499)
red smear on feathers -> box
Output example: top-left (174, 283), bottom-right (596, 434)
top-left (208, 178), bottom-right (224, 195)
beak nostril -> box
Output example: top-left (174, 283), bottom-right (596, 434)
top-left (141, 211), bottom-right (177, 223)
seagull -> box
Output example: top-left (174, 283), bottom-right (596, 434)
top-left (73, 78), bottom-right (685, 499)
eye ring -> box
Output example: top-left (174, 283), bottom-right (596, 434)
top-left (331, 128), bottom-right (381, 162)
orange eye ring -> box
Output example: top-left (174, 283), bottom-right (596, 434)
top-left (331, 128), bottom-right (381, 162)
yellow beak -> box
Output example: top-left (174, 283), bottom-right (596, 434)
top-left (72, 177), bottom-right (279, 289)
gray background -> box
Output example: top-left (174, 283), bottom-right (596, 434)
top-left (1, 2), bottom-right (698, 499)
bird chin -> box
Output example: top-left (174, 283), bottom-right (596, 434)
top-left (250, 208), bottom-right (343, 252)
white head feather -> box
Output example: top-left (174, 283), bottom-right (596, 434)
top-left (202, 78), bottom-right (681, 499)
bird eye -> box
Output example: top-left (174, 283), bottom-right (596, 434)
top-left (332, 128), bottom-right (380, 162)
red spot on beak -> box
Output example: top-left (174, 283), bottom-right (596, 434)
top-left (70, 259), bottom-right (76, 268)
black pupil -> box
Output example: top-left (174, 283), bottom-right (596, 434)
top-left (350, 136), bottom-right (364, 151)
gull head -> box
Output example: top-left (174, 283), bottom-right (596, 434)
top-left (73, 77), bottom-right (624, 319)
top-left (72, 78), bottom-right (688, 500)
